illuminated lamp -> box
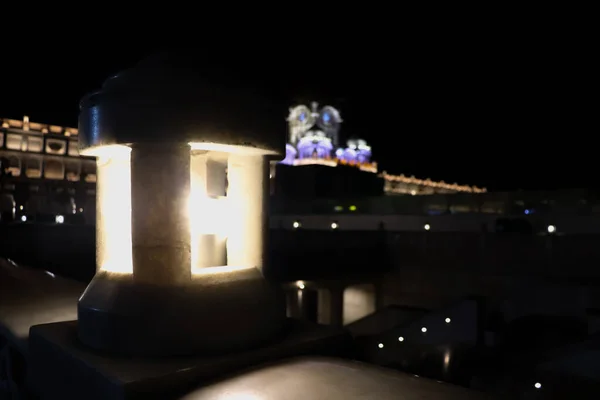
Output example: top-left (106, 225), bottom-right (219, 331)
top-left (77, 53), bottom-right (286, 356)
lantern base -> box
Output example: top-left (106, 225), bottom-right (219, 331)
top-left (28, 319), bottom-right (352, 400)
top-left (77, 268), bottom-right (286, 356)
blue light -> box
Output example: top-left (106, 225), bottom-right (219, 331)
top-left (323, 112), bottom-right (330, 123)
top-left (524, 209), bottom-right (530, 215)
top-left (299, 112), bottom-right (306, 121)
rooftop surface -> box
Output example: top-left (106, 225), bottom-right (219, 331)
top-left (181, 356), bottom-right (491, 400)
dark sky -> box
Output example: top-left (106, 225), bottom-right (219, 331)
top-left (0, 39), bottom-right (592, 191)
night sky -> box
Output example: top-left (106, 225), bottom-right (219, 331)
top-left (0, 40), bottom-right (590, 192)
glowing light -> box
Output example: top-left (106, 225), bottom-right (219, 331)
top-left (297, 281), bottom-right (305, 289)
top-left (191, 265), bottom-right (252, 276)
top-left (534, 382), bottom-right (542, 389)
top-left (445, 317), bottom-right (451, 323)
top-left (189, 141), bottom-right (278, 156)
top-left (443, 350), bottom-right (451, 369)
top-left (424, 224), bottom-right (430, 231)
top-left (331, 222), bottom-right (338, 229)
top-left (349, 205), bottom-right (357, 211)
top-left (398, 336), bottom-right (404, 342)
top-left (20, 215), bottom-right (26, 222)
top-left (79, 142), bottom-right (268, 278)
top-left (225, 154), bottom-right (267, 270)
top-left (189, 150), bottom-right (230, 270)
top-left (19, 205), bottom-right (23, 210)
top-left (381, 172), bottom-right (487, 194)
top-left (547, 225), bottom-right (556, 233)
top-left (293, 221), bottom-right (300, 229)
top-left (378, 343), bottom-right (384, 348)
top-left (84, 145), bottom-right (133, 274)
top-left (55, 215), bottom-right (64, 224)
top-left (421, 327), bottom-right (427, 333)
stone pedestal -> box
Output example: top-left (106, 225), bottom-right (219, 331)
top-left (28, 319), bottom-right (352, 400)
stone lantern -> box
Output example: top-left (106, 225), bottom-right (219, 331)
top-left (76, 53), bottom-right (287, 356)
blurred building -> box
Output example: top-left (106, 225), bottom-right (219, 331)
top-left (0, 116), bottom-right (96, 223)
top-left (272, 103), bottom-right (485, 198)
top-left (0, 110), bottom-right (487, 223)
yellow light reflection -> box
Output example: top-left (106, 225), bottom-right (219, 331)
top-left (189, 141), bottom-right (277, 156)
top-left (189, 190), bottom-right (229, 269)
top-left (189, 150), bottom-right (230, 270)
top-left (85, 145), bottom-right (133, 274)
top-left (191, 265), bottom-right (252, 276)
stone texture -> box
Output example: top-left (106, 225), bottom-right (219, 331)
top-left (130, 143), bottom-right (191, 285)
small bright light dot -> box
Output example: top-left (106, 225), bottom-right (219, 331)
top-left (378, 343), bottom-right (384, 348)
top-left (424, 224), bottom-right (430, 231)
top-left (421, 327), bottom-right (427, 333)
top-left (55, 215), bottom-right (64, 224)
top-left (534, 382), bottom-right (542, 389)
top-left (398, 336), bottom-right (404, 342)
top-left (331, 222), bottom-right (338, 229)
top-left (20, 215), bottom-right (27, 222)
top-left (349, 205), bottom-right (357, 211)
top-left (293, 221), bottom-right (300, 229)
top-left (297, 281), bottom-right (305, 290)
top-left (19, 205), bottom-right (23, 210)
top-left (445, 317), bottom-right (451, 323)
top-left (79, 208), bottom-right (84, 212)
top-left (547, 225), bottom-right (556, 233)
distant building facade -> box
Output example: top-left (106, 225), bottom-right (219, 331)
top-left (0, 116), bottom-right (96, 223)
top-left (274, 103), bottom-right (485, 197)
top-left (0, 112), bottom-right (487, 223)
